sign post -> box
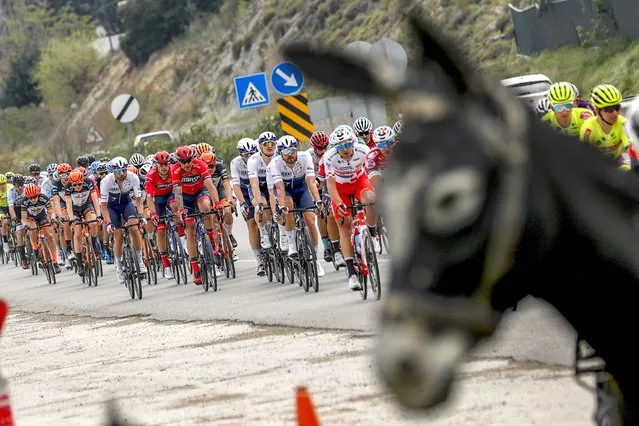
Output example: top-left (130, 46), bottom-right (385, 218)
top-left (111, 94), bottom-right (140, 148)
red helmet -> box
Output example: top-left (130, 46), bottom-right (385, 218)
top-left (176, 145), bottom-right (194, 162)
top-left (24, 183), bottom-right (39, 198)
top-left (76, 167), bottom-right (87, 175)
top-left (57, 163), bottom-right (72, 174)
top-left (154, 151), bottom-right (170, 163)
top-left (310, 131), bottom-right (329, 148)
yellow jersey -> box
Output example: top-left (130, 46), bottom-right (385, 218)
top-left (541, 107), bottom-right (594, 138)
top-left (579, 115), bottom-right (630, 159)
top-left (0, 183), bottom-right (12, 209)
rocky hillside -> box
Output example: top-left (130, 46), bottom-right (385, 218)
top-left (52, 0), bottom-right (534, 154)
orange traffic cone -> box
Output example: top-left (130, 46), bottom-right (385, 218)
top-left (296, 386), bottom-right (320, 426)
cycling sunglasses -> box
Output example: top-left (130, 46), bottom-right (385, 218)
top-left (378, 140), bottom-right (395, 149)
top-left (602, 104), bottom-right (621, 113)
top-left (157, 162), bottom-right (169, 166)
top-left (336, 141), bottom-right (353, 151)
top-left (552, 102), bottom-right (572, 112)
top-left (58, 172), bottom-right (70, 178)
top-left (179, 158), bottom-right (192, 164)
top-left (280, 147), bottom-right (297, 156)
top-left (261, 141), bottom-right (276, 147)
top-left (72, 182), bottom-right (84, 188)
top-left (113, 168), bottom-right (127, 175)
top-left (357, 131), bottom-right (370, 137)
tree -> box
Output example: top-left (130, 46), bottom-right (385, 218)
top-left (119, 0), bottom-right (193, 66)
top-left (35, 34), bottom-right (102, 108)
top-left (0, 49), bottom-right (42, 108)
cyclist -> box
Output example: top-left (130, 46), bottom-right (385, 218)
top-left (0, 174), bottom-right (11, 254)
top-left (41, 164), bottom-right (57, 197)
top-left (325, 126), bottom-right (377, 290)
top-left (231, 138), bottom-right (266, 275)
top-left (571, 83), bottom-right (595, 112)
top-left (248, 132), bottom-right (278, 254)
top-left (51, 163), bottom-right (75, 267)
top-left (21, 183), bottom-right (61, 273)
top-left (580, 84), bottom-right (631, 167)
top-left (307, 130), bottom-right (338, 262)
top-left (171, 145), bottom-right (220, 285)
top-left (28, 164), bottom-right (44, 186)
top-left (65, 169), bottom-right (101, 277)
top-left (76, 155), bottom-right (90, 169)
top-left (100, 157), bottom-right (147, 284)
top-left (541, 82), bottom-right (593, 138)
top-left (536, 98), bottom-right (551, 117)
top-left (270, 135), bottom-right (325, 276)
top-left (200, 150), bottom-right (238, 257)
top-left (146, 151), bottom-right (176, 280)
top-left (195, 142), bottom-right (213, 159)
top-left (366, 125), bottom-right (396, 189)
top-left (8, 175), bottom-right (27, 269)
top-left (94, 161), bottom-right (112, 264)
top-left (353, 116), bottom-right (376, 148)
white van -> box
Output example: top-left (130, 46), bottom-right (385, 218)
top-left (501, 74), bottom-right (552, 109)
top-left (133, 130), bottom-right (174, 148)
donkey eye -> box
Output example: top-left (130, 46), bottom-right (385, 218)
top-left (422, 168), bottom-right (484, 234)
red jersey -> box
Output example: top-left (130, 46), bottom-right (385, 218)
top-left (317, 157), bottom-right (326, 181)
top-left (364, 134), bottom-right (376, 149)
top-left (87, 175), bottom-right (100, 199)
top-left (365, 147), bottom-right (387, 178)
top-left (145, 167), bottom-right (173, 197)
top-left (171, 159), bottom-right (211, 196)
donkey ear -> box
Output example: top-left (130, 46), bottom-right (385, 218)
top-left (281, 42), bottom-right (400, 96)
top-left (408, 15), bottom-right (473, 96)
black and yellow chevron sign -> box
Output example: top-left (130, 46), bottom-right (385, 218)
top-left (276, 93), bottom-right (315, 142)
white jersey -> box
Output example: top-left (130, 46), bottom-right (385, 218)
top-left (230, 156), bottom-right (250, 190)
top-left (323, 144), bottom-right (370, 184)
top-left (305, 147), bottom-right (322, 173)
top-left (269, 151), bottom-right (315, 190)
top-left (247, 152), bottom-right (274, 188)
top-left (99, 172), bottom-right (141, 205)
top-left (41, 178), bottom-right (53, 198)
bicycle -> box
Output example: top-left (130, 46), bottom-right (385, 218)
top-left (140, 224), bottom-right (159, 286)
top-left (213, 204), bottom-right (236, 279)
top-left (257, 205), bottom-right (286, 283)
top-left (75, 219), bottom-right (101, 287)
top-left (162, 214), bottom-right (189, 285)
top-left (376, 214), bottom-right (390, 255)
top-left (24, 222), bottom-right (57, 285)
top-left (187, 211), bottom-right (218, 292)
top-left (115, 222), bottom-right (144, 300)
top-left (288, 207), bottom-right (320, 293)
top-left (344, 197), bottom-right (381, 300)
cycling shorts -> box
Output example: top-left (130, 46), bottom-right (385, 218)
top-left (183, 189), bottom-right (210, 214)
top-left (72, 203), bottom-right (95, 220)
top-left (107, 201), bottom-right (137, 228)
top-left (330, 173), bottom-right (375, 220)
top-left (153, 193), bottom-right (175, 220)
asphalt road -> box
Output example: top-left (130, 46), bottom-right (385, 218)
top-left (0, 219), bottom-right (578, 366)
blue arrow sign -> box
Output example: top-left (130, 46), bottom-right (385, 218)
top-left (270, 62), bottom-right (304, 96)
top-left (233, 72), bottom-right (271, 110)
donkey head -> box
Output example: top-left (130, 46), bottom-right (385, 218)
top-left (282, 15), bottom-right (531, 409)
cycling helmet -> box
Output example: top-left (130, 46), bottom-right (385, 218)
top-left (249, 139), bottom-right (259, 154)
top-left (353, 117), bottom-right (372, 134)
top-left (99, 157), bottom-right (111, 163)
top-left (57, 163), bottom-right (72, 174)
top-left (96, 163), bottom-right (108, 174)
top-left (536, 98), bottom-right (551, 115)
top-left (590, 84), bottom-right (623, 109)
top-left (69, 169), bottom-right (84, 185)
top-left (24, 176), bottom-right (36, 185)
top-left (12, 175), bottom-right (24, 186)
top-left (76, 155), bottom-right (90, 167)
top-left (548, 82), bottom-right (575, 104)
top-left (110, 157), bottom-right (128, 170)
top-left (154, 151), bottom-right (170, 164)
top-left (24, 183), bottom-right (39, 198)
top-left (176, 145), bottom-right (194, 161)
top-left (127, 165), bottom-right (138, 175)
top-left (310, 131), bottom-right (329, 148)
top-left (87, 154), bottom-right (96, 164)
top-left (196, 142), bottom-right (212, 157)
top-left (90, 161), bottom-right (100, 174)
top-left (392, 120), bottom-right (403, 135)
top-left (145, 154), bottom-right (155, 164)
top-left (372, 125), bottom-right (396, 144)
top-left (277, 135), bottom-right (298, 152)
top-left (139, 163), bottom-right (152, 177)
top-left (129, 153), bottom-right (145, 168)
top-left (237, 137), bottom-right (255, 154)
top-left (76, 167), bottom-right (87, 176)
top-left (570, 83), bottom-right (580, 98)
top-left (169, 152), bottom-right (178, 165)
top-left (0, 174), bottom-right (6, 185)
top-left (329, 126), bottom-right (356, 147)
top-left (257, 131), bottom-right (277, 144)
top-left (200, 151), bottom-right (216, 165)
top-left (5, 172), bottom-right (14, 181)
top-left (28, 163), bottom-right (41, 173)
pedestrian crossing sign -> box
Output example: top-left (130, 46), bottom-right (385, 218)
top-left (233, 72), bottom-right (271, 110)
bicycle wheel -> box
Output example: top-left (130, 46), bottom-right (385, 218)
top-left (265, 250), bottom-right (274, 283)
top-left (174, 232), bottom-right (188, 285)
top-left (87, 238), bottom-right (98, 287)
top-left (39, 246), bottom-right (52, 284)
top-left (81, 244), bottom-right (90, 286)
top-left (222, 226), bottom-right (235, 279)
top-left (129, 242), bottom-right (143, 300)
top-left (378, 224), bottom-right (390, 256)
top-left (123, 243), bottom-right (135, 299)
top-left (362, 229), bottom-right (381, 300)
top-left (302, 226), bottom-right (319, 293)
top-left (206, 237), bottom-right (218, 292)
top-left (200, 234), bottom-right (211, 292)
top-left (146, 236), bottom-right (158, 285)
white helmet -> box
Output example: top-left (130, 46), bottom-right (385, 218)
top-left (110, 156), bottom-right (127, 169)
top-left (329, 126), bottom-right (356, 147)
top-left (392, 120), bottom-right (403, 135)
top-left (536, 98), bottom-right (551, 115)
top-left (257, 131), bottom-right (277, 144)
top-left (570, 83), bottom-right (580, 98)
top-left (372, 125), bottom-right (396, 144)
top-left (145, 154), bottom-right (155, 164)
top-left (249, 139), bottom-right (259, 154)
top-left (353, 117), bottom-right (372, 134)
top-left (139, 163), bottom-right (152, 177)
top-left (276, 135), bottom-right (297, 152)
top-left (237, 137), bottom-right (254, 154)
top-left (129, 153), bottom-right (145, 168)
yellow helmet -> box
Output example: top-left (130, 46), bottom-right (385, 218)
top-left (0, 174), bottom-right (6, 184)
top-left (590, 84), bottom-right (622, 109)
top-left (548, 82), bottom-right (575, 104)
